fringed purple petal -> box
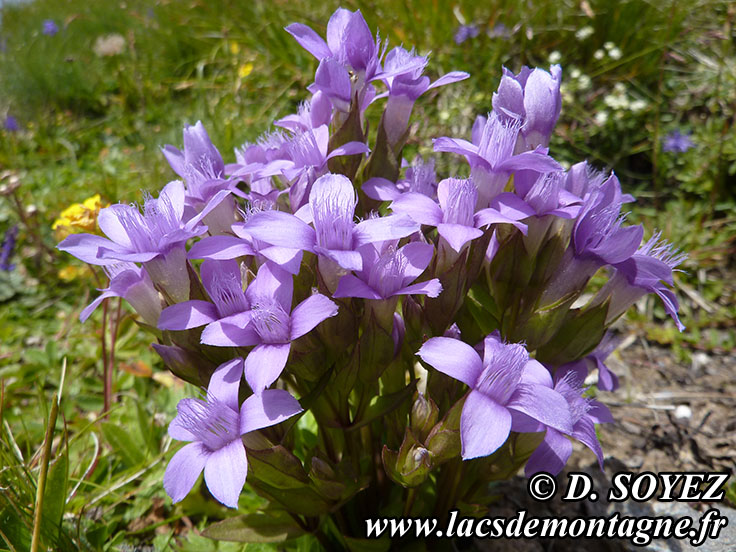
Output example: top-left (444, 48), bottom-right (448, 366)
top-left (362, 177), bottom-right (401, 201)
top-left (200, 312), bottom-right (258, 347)
top-left (284, 23), bottom-right (332, 59)
top-left (80, 290), bottom-right (116, 322)
top-left (246, 262), bottom-right (294, 312)
top-left (417, 337), bottom-right (483, 387)
top-left (507, 383), bottom-right (573, 434)
top-left (333, 274), bottom-right (382, 300)
top-left (203, 439), bottom-right (247, 508)
top-left (314, 246), bottom-right (363, 272)
top-left (57, 233), bottom-right (125, 265)
top-left (243, 210), bottom-right (316, 251)
top-left (353, 214), bottom-right (419, 247)
top-left (461, 391), bottom-right (512, 459)
top-left (158, 300), bottom-right (219, 330)
top-left (289, 294), bottom-right (338, 340)
top-left (244, 343), bottom-right (291, 395)
top-left (428, 71), bottom-right (470, 90)
top-left (572, 417), bottom-right (605, 470)
top-left (390, 192), bottom-right (443, 226)
top-left (188, 235), bottom-right (254, 260)
top-left (240, 388), bottom-right (303, 434)
top-left (437, 223), bottom-right (483, 252)
top-left (207, 358), bottom-right (244, 411)
top-left (164, 442), bottom-right (209, 503)
top-left (259, 246), bottom-right (304, 275)
top-left (394, 279), bottom-right (442, 298)
top-left (524, 428), bottom-right (572, 476)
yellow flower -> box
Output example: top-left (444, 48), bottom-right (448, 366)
top-left (52, 194), bottom-right (107, 241)
top-left (238, 62), bottom-right (253, 79)
top-left (229, 42), bottom-right (240, 55)
top-left (58, 264), bottom-right (84, 281)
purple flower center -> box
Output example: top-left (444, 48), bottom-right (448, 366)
top-left (118, 193), bottom-right (181, 253)
top-left (442, 179), bottom-right (476, 226)
top-left (209, 271), bottom-right (248, 318)
top-left (475, 342), bottom-right (528, 404)
top-left (177, 396), bottom-right (240, 451)
top-left (251, 300), bottom-right (291, 343)
top-left (638, 232), bottom-right (687, 269)
top-left (478, 115), bottom-right (521, 169)
top-left (526, 173), bottom-right (561, 214)
top-left (184, 153), bottom-right (224, 199)
top-left (287, 130), bottom-right (324, 169)
top-left (367, 246), bottom-right (406, 298)
top-left (554, 374), bottom-right (590, 423)
top-left (312, 178), bottom-right (356, 251)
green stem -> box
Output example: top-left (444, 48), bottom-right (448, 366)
top-left (403, 488), bottom-right (417, 517)
top-left (30, 393), bottom-right (59, 552)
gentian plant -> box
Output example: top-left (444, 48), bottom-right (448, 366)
top-left (59, 7), bottom-right (686, 549)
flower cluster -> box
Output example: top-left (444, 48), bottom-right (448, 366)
top-left (59, 7), bottom-right (685, 532)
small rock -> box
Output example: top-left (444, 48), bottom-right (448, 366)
top-left (674, 404), bottom-right (692, 420)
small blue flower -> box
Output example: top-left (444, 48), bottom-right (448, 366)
top-left (42, 20), bottom-right (59, 36)
top-left (4, 115), bottom-right (19, 132)
top-left (662, 130), bottom-right (694, 153)
top-left (1, 225), bottom-right (18, 271)
top-left (454, 24), bottom-right (480, 45)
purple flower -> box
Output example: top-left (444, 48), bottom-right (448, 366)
top-left (517, 171), bottom-right (582, 220)
top-left (187, 202), bottom-right (305, 276)
top-left (662, 130), bottom-right (694, 153)
top-left (572, 174), bottom-right (642, 266)
top-left (286, 9), bottom-right (383, 113)
top-left (524, 372), bottom-right (613, 476)
top-left (376, 46), bottom-right (468, 146)
top-left (454, 24), bottom-right (479, 45)
top-left (492, 65), bottom-right (562, 150)
top-left (281, 125), bottom-right (369, 211)
top-left (541, 174), bottom-right (642, 305)
top-left (4, 116), bottom-right (19, 132)
top-left (417, 334), bottom-right (572, 459)
top-left (333, 241), bottom-right (442, 300)
top-left (558, 331), bottom-right (622, 391)
top-left (242, 174), bottom-right (418, 274)
top-left (42, 20), bottom-right (59, 36)
top-left (164, 359), bottom-right (303, 508)
top-left (275, 91), bottom-right (333, 133)
top-left (562, 161), bottom-right (634, 205)
top-left (286, 9), bottom-right (382, 82)
top-left (0, 225), bottom-right (18, 271)
top-left (596, 232), bottom-right (687, 331)
top-left (58, 181), bottom-right (207, 303)
top-left (362, 156), bottom-right (438, 201)
top-left (162, 122), bottom-right (235, 234)
top-left (201, 263), bottom-right (338, 394)
top-left (158, 259), bottom-right (249, 331)
top-left (434, 112), bottom-right (561, 208)
top-left (81, 262), bottom-right (161, 326)
top-left (390, 177), bottom-right (530, 253)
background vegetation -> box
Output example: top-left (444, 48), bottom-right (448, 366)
top-left (0, 0), bottom-right (734, 550)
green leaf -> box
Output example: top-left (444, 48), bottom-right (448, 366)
top-left (0, 505), bottom-right (32, 551)
top-left (201, 510), bottom-right (305, 543)
top-left (247, 446), bottom-right (309, 490)
top-left (346, 380), bottom-right (416, 432)
top-left (100, 422), bottom-right (145, 468)
top-left (41, 444), bottom-right (68, 542)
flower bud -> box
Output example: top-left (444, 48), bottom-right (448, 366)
top-left (410, 392), bottom-right (438, 442)
top-left (382, 430), bottom-right (433, 488)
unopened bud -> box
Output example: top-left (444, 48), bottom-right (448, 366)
top-left (410, 392), bottom-right (438, 442)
